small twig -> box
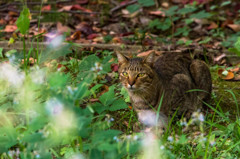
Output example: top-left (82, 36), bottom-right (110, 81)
top-left (110, 0), bottom-right (138, 13)
top-left (110, 0), bottom-right (119, 6)
top-left (1, 8), bottom-right (100, 15)
top-left (0, 0), bottom-right (73, 10)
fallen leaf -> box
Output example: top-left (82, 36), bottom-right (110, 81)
top-left (229, 67), bottom-right (239, 73)
top-left (207, 22), bottom-right (218, 30)
top-left (149, 10), bottom-right (165, 17)
top-left (87, 33), bottom-right (99, 40)
top-left (221, 19), bottom-right (233, 28)
top-left (89, 98), bottom-right (99, 102)
top-left (75, 22), bottom-right (93, 36)
top-left (218, 69), bottom-right (234, 80)
top-left (214, 53), bottom-right (226, 63)
top-left (137, 50), bottom-right (163, 57)
top-left (57, 22), bottom-right (71, 33)
top-left (3, 25), bottom-right (18, 32)
top-left (71, 31), bottom-right (81, 40)
top-left (72, 4), bottom-right (92, 13)
top-left (137, 50), bottom-right (155, 57)
top-left (59, 5), bottom-right (73, 11)
top-left (8, 11), bottom-right (18, 16)
top-left (111, 63), bottom-right (119, 72)
top-left (92, 36), bottom-right (103, 43)
top-left (0, 18), bottom-right (6, 25)
top-left (227, 24), bottom-right (240, 32)
top-left (161, 2), bottom-right (169, 8)
top-left (41, 5), bottom-right (51, 11)
top-left (112, 37), bottom-right (122, 43)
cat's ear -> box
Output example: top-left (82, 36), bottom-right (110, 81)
top-left (116, 52), bottom-right (129, 64)
top-left (143, 52), bottom-right (155, 66)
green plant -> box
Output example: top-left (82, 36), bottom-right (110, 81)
top-left (127, 0), bottom-right (155, 13)
top-left (16, 6), bottom-right (30, 71)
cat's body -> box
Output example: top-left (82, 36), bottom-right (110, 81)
top-left (117, 52), bottom-right (212, 127)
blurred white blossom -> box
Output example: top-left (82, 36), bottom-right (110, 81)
top-left (91, 62), bottom-right (103, 72)
top-left (45, 98), bottom-right (64, 116)
top-left (0, 63), bottom-right (25, 87)
top-left (47, 34), bottom-right (64, 48)
top-left (30, 67), bottom-right (45, 84)
top-left (192, 109), bottom-right (205, 122)
top-left (167, 136), bottom-right (174, 142)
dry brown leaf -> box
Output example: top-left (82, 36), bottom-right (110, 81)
top-left (3, 25), bottom-right (17, 32)
top-left (137, 50), bottom-right (155, 57)
top-left (149, 10), bottom-right (165, 17)
top-left (207, 22), bottom-right (218, 30)
top-left (214, 53), bottom-right (226, 63)
top-left (112, 37), bottom-right (122, 43)
top-left (59, 5), bottom-right (73, 12)
top-left (41, 5), bottom-right (51, 11)
top-left (89, 99), bottom-right (99, 102)
top-left (71, 31), bottom-right (81, 40)
top-left (57, 22), bottom-right (71, 33)
top-left (218, 69), bottom-right (234, 80)
top-left (227, 24), bottom-right (240, 32)
top-left (229, 67), bottom-right (240, 73)
top-left (161, 2), bottom-right (169, 8)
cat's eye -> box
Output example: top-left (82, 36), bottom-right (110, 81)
top-left (137, 73), bottom-right (145, 77)
top-left (122, 72), bottom-right (128, 77)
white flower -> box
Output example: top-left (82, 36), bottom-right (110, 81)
top-left (91, 62), bottom-right (103, 72)
top-left (48, 34), bottom-right (64, 48)
top-left (45, 98), bottom-right (64, 116)
top-left (0, 63), bottom-right (25, 87)
top-left (210, 139), bottom-right (216, 146)
top-left (133, 135), bottom-right (138, 140)
top-left (167, 136), bottom-right (174, 142)
top-left (160, 145), bottom-right (165, 150)
top-left (198, 113), bottom-right (204, 122)
top-left (192, 110), bottom-right (205, 122)
top-left (180, 118), bottom-right (187, 126)
top-left (30, 67), bottom-right (45, 84)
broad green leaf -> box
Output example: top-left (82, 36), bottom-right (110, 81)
top-left (92, 129), bottom-right (122, 142)
top-left (120, 87), bottom-right (130, 102)
top-left (79, 54), bottom-right (100, 71)
top-left (73, 81), bottom-right (90, 100)
top-left (109, 99), bottom-right (128, 111)
top-left (97, 142), bottom-right (117, 151)
top-left (126, 4), bottom-right (140, 13)
top-left (165, 6), bottom-right (178, 16)
top-left (157, 18), bottom-right (172, 31)
top-left (48, 72), bottom-right (70, 90)
top-left (221, 1), bottom-right (231, 7)
top-left (178, 6), bottom-right (196, 15)
top-left (149, 19), bottom-right (161, 29)
top-left (99, 86), bottom-right (115, 106)
top-left (190, 10), bottom-right (212, 19)
top-left (16, 7), bottom-right (30, 35)
top-left (138, 0), bottom-right (155, 7)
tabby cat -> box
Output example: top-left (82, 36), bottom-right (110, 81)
top-left (117, 52), bottom-right (212, 128)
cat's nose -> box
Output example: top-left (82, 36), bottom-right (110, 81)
top-left (128, 79), bottom-right (135, 88)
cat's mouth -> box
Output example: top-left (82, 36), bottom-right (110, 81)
top-left (126, 86), bottom-right (139, 92)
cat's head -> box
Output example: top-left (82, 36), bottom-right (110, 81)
top-left (116, 52), bottom-right (155, 92)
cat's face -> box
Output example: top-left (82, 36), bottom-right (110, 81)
top-left (117, 52), bottom-right (155, 92)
